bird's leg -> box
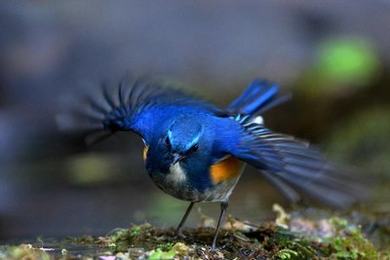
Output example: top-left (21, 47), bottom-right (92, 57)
top-left (211, 201), bottom-right (228, 250)
top-left (176, 202), bottom-right (195, 236)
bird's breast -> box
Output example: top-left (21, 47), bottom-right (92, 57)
top-left (143, 145), bottom-right (245, 202)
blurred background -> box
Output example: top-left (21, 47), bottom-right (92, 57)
top-left (0, 0), bottom-right (389, 245)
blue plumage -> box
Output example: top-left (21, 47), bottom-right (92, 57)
top-left (227, 79), bottom-right (291, 116)
top-left (228, 79), bottom-right (279, 114)
top-left (63, 77), bottom-right (361, 249)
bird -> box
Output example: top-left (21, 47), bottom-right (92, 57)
top-left (59, 78), bottom-right (361, 249)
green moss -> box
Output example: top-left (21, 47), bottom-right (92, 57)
top-left (157, 241), bottom-right (174, 251)
top-left (0, 210), bottom-right (385, 258)
top-left (130, 225), bottom-right (142, 236)
top-left (148, 248), bottom-right (176, 260)
top-left (265, 227), bottom-right (324, 259)
top-left (275, 248), bottom-right (299, 259)
top-left (0, 244), bottom-right (50, 260)
top-left (92, 216), bottom-right (382, 259)
top-left (326, 217), bottom-right (378, 259)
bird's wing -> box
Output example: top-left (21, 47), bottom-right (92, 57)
top-left (227, 115), bottom-right (363, 208)
top-left (57, 78), bottom-right (222, 145)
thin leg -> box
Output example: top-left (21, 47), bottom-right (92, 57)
top-left (211, 202), bottom-right (228, 249)
top-left (176, 202), bottom-right (195, 235)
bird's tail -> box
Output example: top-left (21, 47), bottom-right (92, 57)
top-left (227, 79), bottom-right (291, 117)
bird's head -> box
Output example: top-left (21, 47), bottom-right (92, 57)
top-left (164, 118), bottom-right (203, 165)
top-left (145, 117), bottom-right (204, 173)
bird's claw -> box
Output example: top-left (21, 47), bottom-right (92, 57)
top-left (175, 229), bottom-right (186, 238)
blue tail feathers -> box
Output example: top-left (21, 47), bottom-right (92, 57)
top-left (227, 79), bottom-right (290, 116)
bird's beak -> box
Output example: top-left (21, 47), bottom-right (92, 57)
top-left (172, 153), bottom-right (184, 164)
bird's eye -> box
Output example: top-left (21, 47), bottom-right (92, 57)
top-left (165, 136), bottom-right (171, 149)
top-left (186, 144), bottom-right (199, 155)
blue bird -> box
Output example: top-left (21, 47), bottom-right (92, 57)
top-left (62, 78), bottom-right (360, 249)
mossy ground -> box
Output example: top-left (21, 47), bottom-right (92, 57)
top-left (0, 206), bottom-right (388, 259)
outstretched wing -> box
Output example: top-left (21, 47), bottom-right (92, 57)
top-left (229, 115), bottom-right (363, 208)
top-left (57, 78), bottom-right (222, 145)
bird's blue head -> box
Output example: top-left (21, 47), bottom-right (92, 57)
top-left (165, 118), bottom-right (203, 163)
top-left (145, 117), bottom-right (203, 174)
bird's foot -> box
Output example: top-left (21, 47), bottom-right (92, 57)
top-left (175, 229), bottom-right (186, 238)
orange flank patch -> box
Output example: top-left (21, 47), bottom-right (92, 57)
top-left (210, 156), bottom-right (243, 184)
top-left (143, 146), bottom-right (148, 161)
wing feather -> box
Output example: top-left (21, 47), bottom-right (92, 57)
top-left (230, 116), bottom-right (364, 208)
top-left (57, 78), bottom-right (222, 144)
